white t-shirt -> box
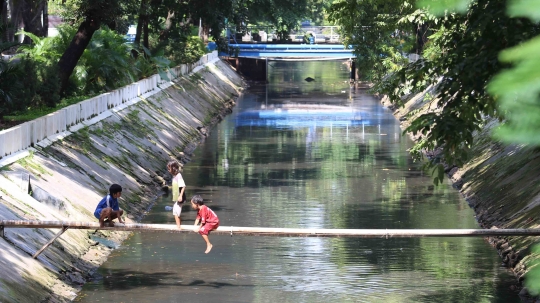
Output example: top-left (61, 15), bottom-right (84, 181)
top-left (172, 173), bottom-right (186, 202)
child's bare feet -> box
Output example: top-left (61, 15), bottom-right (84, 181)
top-left (108, 221), bottom-right (115, 227)
top-left (177, 225), bottom-right (182, 230)
top-left (205, 244), bottom-right (213, 254)
top-left (99, 221), bottom-right (105, 228)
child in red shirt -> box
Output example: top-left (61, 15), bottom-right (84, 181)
top-left (191, 195), bottom-right (220, 253)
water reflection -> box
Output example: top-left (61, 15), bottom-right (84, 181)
top-left (76, 61), bottom-right (519, 303)
top-left (236, 104), bottom-right (365, 128)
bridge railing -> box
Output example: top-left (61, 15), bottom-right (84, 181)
top-left (0, 51), bottom-right (219, 161)
top-left (227, 26), bottom-right (342, 44)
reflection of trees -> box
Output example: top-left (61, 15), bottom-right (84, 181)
top-left (194, 125), bottom-right (410, 189)
top-left (268, 61), bottom-right (351, 100)
top-left (186, 60), bottom-right (510, 301)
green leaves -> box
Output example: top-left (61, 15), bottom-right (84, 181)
top-left (141, 45), bottom-right (172, 82)
top-left (16, 30), bottom-right (61, 65)
top-left (526, 245), bottom-right (540, 295)
top-left (328, 0), bottom-right (418, 83)
top-left (508, 0), bottom-right (540, 21)
top-left (418, 0), bottom-right (473, 15)
top-left (489, 36), bottom-right (540, 145)
top-left (364, 0), bottom-right (540, 185)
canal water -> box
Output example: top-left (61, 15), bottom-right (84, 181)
top-left (75, 61), bottom-right (519, 302)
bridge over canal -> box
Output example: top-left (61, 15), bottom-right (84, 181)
top-left (222, 43), bottom-right (356, 59)
top-left (220, 43), bottom-right (357, 81)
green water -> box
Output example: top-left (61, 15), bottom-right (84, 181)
top-left (75, 61), bottom-right (519, 303)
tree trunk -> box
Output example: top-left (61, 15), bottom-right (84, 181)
top-left (57, 17), bottom-right (101, 94)
top-left (0, 0), bottom-right (5, 26)
top-left (132, 0), bottom-right (148, 57)
top-left (133, 1), bottom-right (146, 46)
top-left (142, 15), bottom-right (149, 49)
top-left (145, 0), bottom-right (161, 48)
top-left (1, 0), bottom-right (6, 42)
top-left (21, 0), bottom-right (45, 43)
top-left (7, 0), bottom-right (22, 42)
top-left (414, 23), bottom-right (428, 54)
top-left (158, 10), bottom-right (174, 41)
top-left (202, 24), bottom-right (209, 43)
top-left (42, 0), bottom-right (47, 37)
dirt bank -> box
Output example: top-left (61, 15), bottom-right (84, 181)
top-left (0, 59), bottom-right (245, 302)
top-left (378, 84), bottom-right (540, 298)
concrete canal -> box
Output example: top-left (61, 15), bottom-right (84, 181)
top-left (75, 61), bottom-right (519, 303)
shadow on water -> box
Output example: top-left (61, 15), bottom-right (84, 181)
top-left (93, 270), bottom-right (254, 291)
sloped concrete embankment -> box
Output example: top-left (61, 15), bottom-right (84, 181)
top-left (0, 59), bottom-right (244, 302)
top-left (380, 86), bottom-right (540, 290)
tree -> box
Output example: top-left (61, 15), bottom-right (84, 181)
top-left (329, 0), bottom-right (540, 183)
top-left (328, 0), bottom-right (420, 82)
top-left (487, 2), bottom-right (540, 146)
top-left (20, 0), bottom-right (47, 43)
top-left (56, 0), bottom-right (122, 94)
top-left (233, 0), bottom-right (313, 41)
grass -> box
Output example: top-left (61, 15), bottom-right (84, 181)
top-left (16, 151), bottom-right (52, 177)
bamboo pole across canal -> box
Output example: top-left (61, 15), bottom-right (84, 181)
top-left (3, 220), bottom-right (540, 238)
top-left (4, 220), bottom-right (540, 259)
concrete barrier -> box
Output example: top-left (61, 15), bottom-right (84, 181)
top-left (0, 51), bottom-right (218, 159)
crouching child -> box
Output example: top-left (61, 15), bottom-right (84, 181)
top-left (94, 184), bottom-right (125, 227)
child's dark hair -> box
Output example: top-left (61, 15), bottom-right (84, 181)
top-left (167, 160), bottom-right (181, 176)
top-left (109, 184), bottom-right (122, 195)
top-left (191, 195), bottom-right (204, 205)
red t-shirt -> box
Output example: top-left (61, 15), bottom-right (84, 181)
top-left (196, 205), bottom-right (219, 224)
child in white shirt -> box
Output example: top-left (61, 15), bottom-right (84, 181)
top-left (167, 160), bottom-right (186, 229)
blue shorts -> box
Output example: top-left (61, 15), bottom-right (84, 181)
top-left (94, 208), bottom-right (104, 219)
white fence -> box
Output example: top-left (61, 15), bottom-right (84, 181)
top-left (0, 51), bottom-right (218, 159)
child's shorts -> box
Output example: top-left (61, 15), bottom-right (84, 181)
top-left (172, 202), bottom-right (183, 217)
top-left (94, 208), bottom-right (104, 219)
top-left (199, 222), bottom-right (219, 235)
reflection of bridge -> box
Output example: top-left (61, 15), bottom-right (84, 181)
top-left (235, 104), bottom-right (367, 129)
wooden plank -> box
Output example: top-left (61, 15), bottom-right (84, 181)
top-left (2, 220), bottom-right (540, 238)
top-left (32, 226), bottom-right (68, 259)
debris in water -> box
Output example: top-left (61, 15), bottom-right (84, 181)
top-left (304, 77), bottom-right (315, 82)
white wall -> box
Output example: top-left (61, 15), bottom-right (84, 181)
top-left (0, 51), bottom-right (219, 161)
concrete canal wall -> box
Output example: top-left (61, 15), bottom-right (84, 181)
top-left (0, 55), bottom-right (245, 302)
top-left (380, 85), bottom-right (540, 294)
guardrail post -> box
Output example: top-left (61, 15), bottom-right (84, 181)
top-left (0, 225), bottom-right (4, 238)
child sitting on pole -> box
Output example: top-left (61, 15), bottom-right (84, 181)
top-left (94, 184), bottom-right (125, 227)
top-left (191, 195), bottom-right (219, 253)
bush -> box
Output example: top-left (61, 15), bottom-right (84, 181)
top-left (164, 36), bottom-right (206, 65)
top-left (75, 26), bottom-right (136, 94)
top-left (37, 65), bottom-right (61, 107)
top-left (6, 57), bottom-right (38, 113)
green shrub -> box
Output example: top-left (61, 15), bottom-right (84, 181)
top-left (75, 26), bottom-right (136, 94)
top-left (155, 36), bottom-right (206, 66)
top-left (37, 65), bottom-right (61, 107)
